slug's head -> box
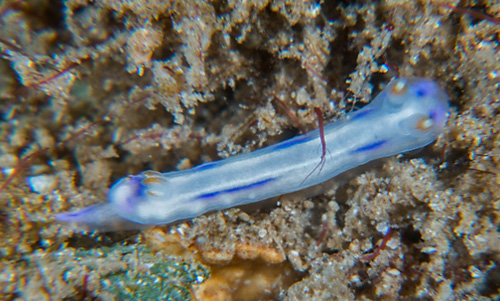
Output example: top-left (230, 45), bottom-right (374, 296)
top-left (108, 174), bottom-right (149, 217)
top-left (384, 77), bottom-right (450, 144)
top-left (108, 171), bottom-right (169, 224)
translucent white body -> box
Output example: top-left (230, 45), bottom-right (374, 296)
top-left (55, 77), bottom-right (449, 231)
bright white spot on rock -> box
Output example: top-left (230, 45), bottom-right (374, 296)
top-left (28, 174), bottom-right (57, 194)
top-left (376, 222), bottom-right (389, 234)
top-left (388, 268), bottom-right (401, 276)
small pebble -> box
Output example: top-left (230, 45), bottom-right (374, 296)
top-left (28, 174), bottom-right (57, 194)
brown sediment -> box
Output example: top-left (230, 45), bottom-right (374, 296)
top-left (0, 0), bottom-right (499, 300)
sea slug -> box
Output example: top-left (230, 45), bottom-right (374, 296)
top-left (56, 77), bottom-right (449, 231)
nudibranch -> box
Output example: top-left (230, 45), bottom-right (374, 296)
top-left (56, 77), bottom-right (449, 231)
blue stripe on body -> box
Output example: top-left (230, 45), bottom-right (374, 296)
top-left (271, 134), bottom-right (312, 151)
top-left (350, 108), bottom-right (374, 120)
top-left (197, 177), bottom-right (276, 200)
top-left (353, 140), bottom-right (387, 153)
top-left (194, 161), bottom-right (220, 171)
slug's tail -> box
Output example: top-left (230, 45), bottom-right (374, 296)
top-left (55, 203), bottom-right (148, 232)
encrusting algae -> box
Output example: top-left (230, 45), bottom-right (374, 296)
top-left (0, 0), bottom-right (499, 300)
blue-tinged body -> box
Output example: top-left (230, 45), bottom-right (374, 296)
top-left (56, 77), bottom-right (449, 231)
